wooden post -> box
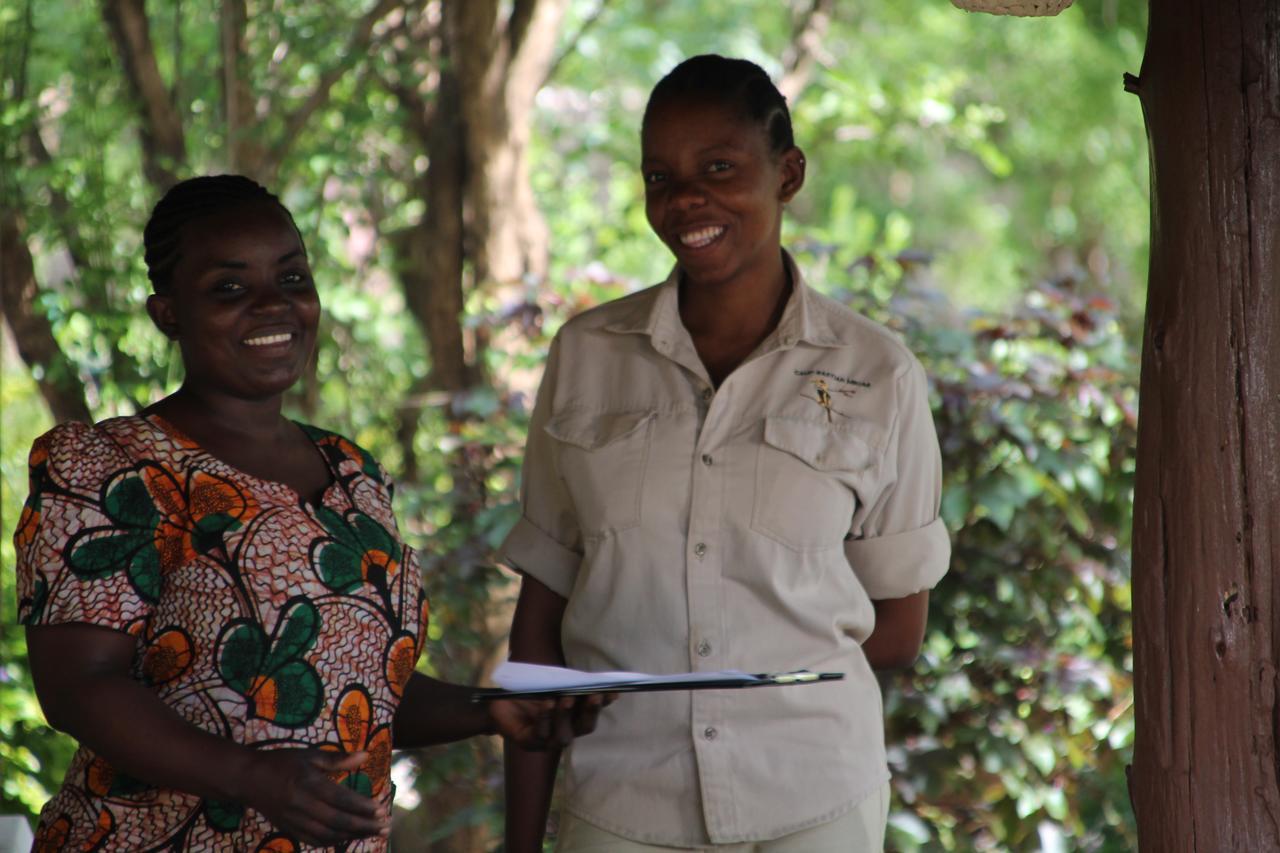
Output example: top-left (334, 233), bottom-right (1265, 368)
top-left (1130, 0), bottom-right (1280, 848)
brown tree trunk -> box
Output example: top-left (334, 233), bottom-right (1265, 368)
top-left (447, 0), bottom-right (565, 291)
top-left (383, 0), bottom-right (564, 469)
top-left (1130, 1), bottom-right (1280, 848)
top-left (0, 210), bottom-right (92, 423)
top-left (219, 0), bottom-right (265, 177)
top-left (404, 68), bottom-right (471, 396)
top-left (100, 0), bottom-right (186, 189)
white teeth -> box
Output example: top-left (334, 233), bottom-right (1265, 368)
top-left (679, 226), bottom-right (724, 248)
top-left (244, 333), bottom-right (292, 347)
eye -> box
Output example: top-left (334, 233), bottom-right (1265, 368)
top-left (643, 171), bottom-right (667, 187)
top-left (280, 270), bottom-right (313, 290)
top-left (707, 160), bottom-right (733, 174)
top-left (212, 279), bottom-right (246, 296)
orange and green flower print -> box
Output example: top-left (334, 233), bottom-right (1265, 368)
top-left (33, 814), bottom-right (71, 853)
top-left (18, 575), bottom-right (50, 624)
top-left (85, 808), bottom-right (114, 850)
top-left (85, 756), bottom-right (152, 799)
top-left (203, 797), bottom-right (246, 834)
top-left (14, 437), bottom-right (49, 550)
top-left (320, 686), bottom-right (393, 798)
top-left (143, 627), bottom-right (195, 686)
top-left (302, 425), bottom-right (384, 485)
top-left (310, 507), bottom-right (402, 594)
top-left (217, 598), bottom-right (323, 728)
top-left (384, 633), bottom-right (418, 697)
top-left (255, 833), bottom-right (298, 852)
top-left (33, 808), bottom-right (114, 852)
top-left (66, 464), bottom-right (258, 603)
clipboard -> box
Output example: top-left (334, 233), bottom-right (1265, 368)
top-left (471, 670), bottom-right (843, 702)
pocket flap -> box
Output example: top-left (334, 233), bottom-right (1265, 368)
top-left (762, 416), bottom-right (880, 472)
top-left (544, 410), bottom-right (654, 451)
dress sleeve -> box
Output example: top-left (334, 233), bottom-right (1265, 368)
top-left (498, 336), bottom-right (584, 599)
top-left (15, 422), bottom-right (154, 632)
top-left (844, 359), bottom-right (951, 599)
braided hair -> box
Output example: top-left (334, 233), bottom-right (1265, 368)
top-left (643, 55), bottom-right (795, 156)
top-left (143, 175), bottom-right (299, 293)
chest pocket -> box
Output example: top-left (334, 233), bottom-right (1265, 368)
top-left (752, 416), bottom-right (881, 552)
top-left (545, 410), bottom-right (655, 539)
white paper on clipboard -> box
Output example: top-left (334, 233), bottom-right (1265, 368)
top-left (492, 661), bottom-right (761, 692)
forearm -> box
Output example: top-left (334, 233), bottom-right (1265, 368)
top-left (40, 670), bottom-right (255, 803)
top-left (504, 572), bottom-right (572, 851)
top-left (504, 744), bottom-right (561, 853)
top-left (392, 673), bottom-right (495, 748)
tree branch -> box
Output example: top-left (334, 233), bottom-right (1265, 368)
top-left (260, 0), bottom-right (401, 177)
top-left (373, 68), bottom-right (438, 151)
top-left (0, 208), bottom-right (92, 423)
top-left (542, 0), bottom-right (610, 87)
top-left (100, 0), bottom-right (186, 189)
top-left (506, 0), bottom-right (539, 59)
top-left (504, 0), bottom-right (567, 110)
top-left (779, 0), bottom-right (835, 104)
top-left (3, 0), bottom-right (36, 196)
top-left (24, 129), bottom-right (94, 278)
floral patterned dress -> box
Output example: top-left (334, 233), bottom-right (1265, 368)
top-left (15, 415), bottom-right (426, 852)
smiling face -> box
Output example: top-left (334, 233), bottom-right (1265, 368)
top-left (641, 94), bottom-right (804, 290)
top-left (146, 200), bottom-right (320, 403)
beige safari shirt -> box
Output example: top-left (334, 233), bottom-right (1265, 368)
top-left (500, 257), bottom-right (950, 846)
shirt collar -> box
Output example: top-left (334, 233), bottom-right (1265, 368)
top-left (602, 251), bottom-right (846, 352)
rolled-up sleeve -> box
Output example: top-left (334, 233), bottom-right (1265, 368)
top-left (498, 337), bottom-right (584, 599)
top-left (845, 359), bottom-right (950, 598)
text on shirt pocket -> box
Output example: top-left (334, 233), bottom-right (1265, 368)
top-left (752, 415), bottom-right (880, 552)
top-left (544, 409), bottom-right (655, 539)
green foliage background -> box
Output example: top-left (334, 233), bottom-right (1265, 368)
top-left (2, 2), bottom-right (1146, 849)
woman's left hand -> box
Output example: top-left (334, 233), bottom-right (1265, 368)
top-left (490, 694), bottom-right (613, 751)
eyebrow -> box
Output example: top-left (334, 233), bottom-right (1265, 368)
top-left (212, 249), bottom-right (306, 269)
top-left (641, 141), bottom-right (748, 165)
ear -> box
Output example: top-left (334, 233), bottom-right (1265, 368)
top-left (778, 146), bottom-right (806, 203)
top-left (146, 293), bottom-right (180, 340)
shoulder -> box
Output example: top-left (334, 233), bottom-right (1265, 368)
top-left (298, 423), bottom-right (392, 488)
top-left (555, 282), bottom-right (662, 339)
top-left (803, 284), bottom-right (923, 381)
top-left (30, 418), bottom-right (139, 486)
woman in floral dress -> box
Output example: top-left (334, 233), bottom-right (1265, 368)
top-left (15, 175), bottom-right (604, 852)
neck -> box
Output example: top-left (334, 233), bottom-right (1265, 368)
top-left (147, 384), bottom-right (291, 445)
top-left (679, 249), bottom-right (791, 340)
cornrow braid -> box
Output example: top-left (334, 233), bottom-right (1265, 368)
top-left (643, 54), bottom-right (795, 156)
top-left (143, 174), bottom-right (298, 293)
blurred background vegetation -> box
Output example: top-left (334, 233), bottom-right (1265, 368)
top-left (1, 1), bottom-right (1146, 850)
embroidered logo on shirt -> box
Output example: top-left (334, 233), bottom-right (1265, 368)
top-left (801, 377), bottom-right (855, 421)
top-left (793, 369), bottom-right (871, 388)
top-left (794, 371), bottom-right (869, 422)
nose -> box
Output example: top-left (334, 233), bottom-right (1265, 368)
top-left (249, 281), bottom-right (292, 313)
top-left (667, 177), bottom-right (707, 211)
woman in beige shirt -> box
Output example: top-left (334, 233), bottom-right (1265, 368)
top-left (502, 55), bottom-right (950, 852)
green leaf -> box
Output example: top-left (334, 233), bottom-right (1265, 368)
top-left (267, 600), bottom-right (321, 671)
top-left (218, 623), bottom-right (266, 694)
top-left (267, 660), bottom-right (324, 727)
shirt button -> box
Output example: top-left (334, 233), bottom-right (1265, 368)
top-left (693, 542), bottom-right (707, 558)
top-left (701, 453), bottom-right (713, 466)
top-left (697, 640), bottom-right (712, 657)
top-left (703, 726), bottom-right (718, 741)
top-left (701, 388), bottom-right (713, 401)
